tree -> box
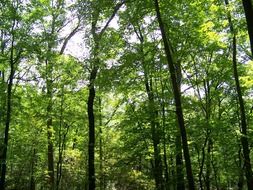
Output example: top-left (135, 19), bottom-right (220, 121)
top-left (225, 0), bottom-right (253, 188)
top-left (153, 0), bottom-right (195, 189)
top-left (0, 1), bottom-right (34, 188)
top-left (80, 1), bottom-right (125, 189)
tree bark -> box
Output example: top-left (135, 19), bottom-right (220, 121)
top-left (154, 0), bottom-right (195, 189)
top-left (225, 0), bottom-right (253, 188)
top-left (46, 58), bottom-right (55, 190)
top-left (0, 22), bottom-right (17, 190)
top-left (161, 98), bottom-right (170, 190)
top-left (233, 34), bottom-right (253, 190)
top-left (205, 139), bottom-right (212, 190)
top-left (176, 134), bottom-right (185, 190)
top-left (135, 27), bottom-right (164, 190)
top-left (98, 97), bottom-right (105, 190)
top-left (87, 3), bottom-right (124, 190)
top-left (87, 66), bottom-right (98, 190)
top-left (241, 0), bottom-right (253, 57)
top-left (198, 133), bottom-right (209, 190)
top-left (145, 79), bottom-right (164, 190)
top-left (238, 147), bottom-right (244, 190)
top-left (56, 86), bottom-right (65, 190)
top-left (0, 56), bottom-right (15, 190)
top-left (45, 11), bottom-right (57, 189)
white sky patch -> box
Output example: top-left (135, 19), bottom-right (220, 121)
top-left (109, 15), bottom-right (120, 30)
top-left (64, 31), bottom-right (90, 59)
top-left (181, 84), bottom-right (195, 96)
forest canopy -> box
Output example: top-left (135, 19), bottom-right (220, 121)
top-left (0, 0), bottom-right (253, 190)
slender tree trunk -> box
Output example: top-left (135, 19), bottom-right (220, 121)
top-left (233, 34), bottom-right (253, 189)
top-left (0, 23), bottom-right (16, 190)
top-left (87, 66), bottom-right (98, 190)
top-left (0, 32), bottom-right (6, 133)
top-left (57, 123), bottom-right (69, 190)
top-left (170, 155), bottom-right (176, 190)
top-left (86, 2), bottom-right (124, 190)
top-left (241, 0), bottom-right (253, 56)
top-left (135, 27), bottom-right (164, 189)
top-left (238, 147), bottom-right (244, 190)
top-left (144, 75), bottom-right (164, 190)
top-left (176, 134), bottom-right (185, 190)
top-left (46, 58), bottom-right (55, 190)
top-left (147, 84), bottom-right (164, 190)
top-left (154, 0), bottom-right (195, 189)
top-left (47, 110), bottom-right (54, 188)
top-left (163, 140), bottom-right (169, 190)
top-left (45, 11), bottom-right (57, 189)
top-left (52, 23), bottom-right (81, 190)
top-left (161, 100), bottom-right (169, 190)
top-left (174, 48), bottom-right (185, 190)
top-left (198, 147), bottom-right (204, 190)
top-left (143, 52), bottom-right (164, 190)
top-left (0, 60), bottom-right (14, 190)
top-left (98, 97), bottom-right (104, 190)
top-left (225, 0), bottom-right (253, 188)
top-left (198, 134), bottom-right (209, 190)
top-left (211, 156), bottom-right (219, 190)
top-left (56, 87), bottom-right (65, 190)
top-left (205, 139), bottom-right (212, 190)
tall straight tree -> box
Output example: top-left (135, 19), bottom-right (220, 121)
top-left (0, 1), bottom-right (28, 188)
top-left (153, 0), bottom-right (195, 189)
top-left (0, 22), bottom-right (17, 190)
top-left (134, 27), bottom-right (164, 190)
top-left (85, 1), bottom-right (125, 189)
top-left (39, 1), bottom-right (80, 188)
top-left (225, 0), bottom-right (253, 189)
top-left (241, 0), bottom-right (253, 56)
top-left (44, 5), bottom-right (62, 188)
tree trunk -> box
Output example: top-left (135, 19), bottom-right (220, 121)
top-left (233, 34), bottom-right (253, 190)
top-left (163, 141), bottom-right (169, 190)
top-left (161, 100), bottom-right (169, 190)
top-left (147, 85), bottom-right (164, 190)
top-left (98, 97), bottom-right (105, 190)
top-left (56, 86), bottom-right (64, 190)
top-left (241, 0), bottom-right (253, 56)
top-left (144, 76), bottom-right (164, 190)
top-left (0, 42), bottom-right (5, 133)
top-left (0, 60), bottom-right (14, 190)
top-left (0, 24), bottom-right (16, 190)
top-left (45, 11), bottom-right (57, 190)
top-left (47, 110), bottom-right (54, 189)
top-left (86, 2), bottom-right (124, 189)
top-left (87, 67), bottom-right (98, 190)
top-left (143, 53), bottom-right (164, 190)
top-left (238, 147), bottom-right (244, 190)
top-left (176, 134), bottom-right (185, 190)
top-left (170, 155), bottom-right (176, 190)
top-left (154, 0), bottom-right (195, 189)
top-left (225, 0), bottom-right (253, 188)
top-left (46, 58), bottom-right (55, 190)
top-left (134, 26), bottom-right (164, 190)
top-left (205, 139), bottom-right (212, 190)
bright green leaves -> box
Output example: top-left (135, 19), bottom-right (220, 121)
top-left (199, 21), bottom-right (220, 42)
top-left (53, 55), bottom-right (82, 83)
top-left (240, 61), bottom-right (253, 88)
